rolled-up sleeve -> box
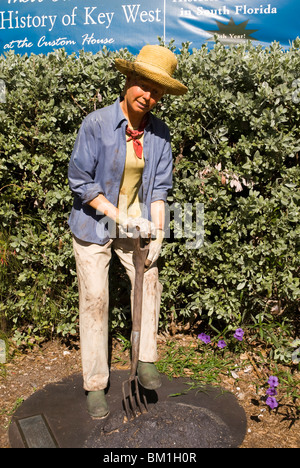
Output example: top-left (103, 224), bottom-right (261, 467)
top-left (68, 116), bottom-right (104, 204)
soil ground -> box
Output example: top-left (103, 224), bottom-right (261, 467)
top-left (0, 335), bottom-right (299, 449)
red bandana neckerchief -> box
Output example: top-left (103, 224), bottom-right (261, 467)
top-left (126, 114), bottom-right (149, 159)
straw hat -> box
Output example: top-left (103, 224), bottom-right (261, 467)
top-left (115, 45), bottom-right (188, 96)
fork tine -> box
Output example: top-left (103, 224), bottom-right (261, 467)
top-left (128, 379), bottom-right (136, 416)
top-left (142, 391), bottom-right (148, 412)
top-left (134, 376), bottom-right (144, 415)
top-left (122, 376), bottom-right (148, 420)
top-left (122, 380), bottom-right (132, 421)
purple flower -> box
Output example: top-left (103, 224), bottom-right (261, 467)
top-left (266, 396), bottom-right (278, 410)
top-left (266, 387), bottom-right (278, 396)
top-left (217, 340), bottom-right (227, 349)
top-left (233, 328), bottom-right (244, 341)
top-left (197, 333), bottom-right (211, 344)
top-left (268, 376), bottom-right (279, 388)
top-left (197, 333), bottom-right (206, 341)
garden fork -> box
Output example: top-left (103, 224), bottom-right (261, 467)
top-left (122, 231), bottom-right (150, 420)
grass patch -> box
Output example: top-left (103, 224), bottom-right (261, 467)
top-left (157, 340), bottom-right (237, 386)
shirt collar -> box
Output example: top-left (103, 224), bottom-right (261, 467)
top-left (113, 97), bottom-right (127, 130)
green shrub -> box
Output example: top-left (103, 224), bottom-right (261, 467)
top-left (0, 41), bottom-right (299, 355)
top-left (157, 41), bottom-right (300, 337)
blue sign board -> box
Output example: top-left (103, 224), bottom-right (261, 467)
top-left (0, 1), bottom-right (299, 56)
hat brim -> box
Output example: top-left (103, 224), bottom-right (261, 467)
top-left (115, 58), bottom-right (188, 96)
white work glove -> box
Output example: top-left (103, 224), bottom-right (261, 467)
top-left (118, 215), bottom-right (156, 238)
top-left (145, 229), bottom-right (165, 269)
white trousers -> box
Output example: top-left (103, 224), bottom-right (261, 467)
top-left (73, 236), bottom-right (163, 392)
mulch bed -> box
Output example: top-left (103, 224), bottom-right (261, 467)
top-left (0, 336), bottom-right (299, 448)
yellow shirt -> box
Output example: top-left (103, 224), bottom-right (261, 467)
top-left (118, 133), bottom-right (144, 219)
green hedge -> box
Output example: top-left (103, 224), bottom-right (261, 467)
top-left (0, 40), bottom-right (299, 349)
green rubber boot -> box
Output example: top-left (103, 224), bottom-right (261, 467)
top-left (137, 361), bottom-right (162, 390)
top-left (86, 390), bottom-right (109, 419)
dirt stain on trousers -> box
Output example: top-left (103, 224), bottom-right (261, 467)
top-left (73, 235), bottom-right (162, 392)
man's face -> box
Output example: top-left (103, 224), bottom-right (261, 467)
top-left (125, 74), bottom-right (165, 117)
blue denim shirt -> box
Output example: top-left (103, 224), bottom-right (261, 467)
top-left (68, 98), bottom-right (173, 244)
